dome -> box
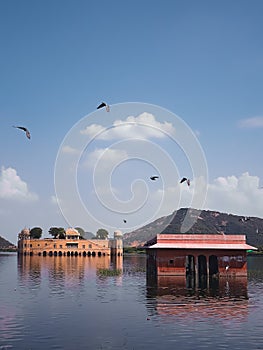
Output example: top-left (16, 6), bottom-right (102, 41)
top-left (114, 230), bottom-right (123, 238)
top-left (66, 228), bottom-right (80, 236)
top-left (21, 228), bottom-right (30, 236)
top-left (18, 227), bottom-right (30, 239)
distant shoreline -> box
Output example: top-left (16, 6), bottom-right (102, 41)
top-left (0, 248), bottom-right (17, 252)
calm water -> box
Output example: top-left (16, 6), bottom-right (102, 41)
top-left (1, 253), bottom-right (263, 350)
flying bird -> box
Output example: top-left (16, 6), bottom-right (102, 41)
top-left (150, 176), bottom-right (159, 181)
top-left (97, 102), bottom-right (110, 112)
top-left (180, 177), bottom-right (190, 186)
top-left (13, 126), bottom-right (31, 139)
top-left (123, 219), bottom-right (127, 223)
top-left (225, 265), bottom-right (230, 272)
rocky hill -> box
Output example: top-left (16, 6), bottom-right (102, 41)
top-left (123, 208), bottom-right (263, 248)
top-left (0, 235), bottom-right (17, 251)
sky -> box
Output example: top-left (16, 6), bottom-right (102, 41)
top-left (1, 0), bottom-right (263, 244)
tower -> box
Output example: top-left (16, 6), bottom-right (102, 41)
top-left (111, 230), bottom-right (123, 256)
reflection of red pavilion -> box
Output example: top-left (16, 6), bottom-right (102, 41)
top-left (155, 296), bottom-right (249, 321)
top-left (145, 234), bottom-right (257, 280)
top-left (145, 234), bottom-right (254, 322)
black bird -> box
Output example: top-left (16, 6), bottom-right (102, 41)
top-left (13, 126), bottom-right (31, 139)
top-left (97, 102), bottom-right (110, 112)
top-left (150, 176), bottom-right (159, 181)
top-left (180, 177), bottom-right (190, 186)
top-left (123, 219), bottom-right (127, 223)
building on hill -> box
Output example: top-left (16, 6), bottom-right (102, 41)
top-left (145, 233), bottom-right (257, 283)
top-left (18, 228), bottom-right (123, 257)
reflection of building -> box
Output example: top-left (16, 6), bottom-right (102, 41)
top-left (145, 234), bottom-right (257, 287)
top-left (147, 275), bottom-right (249, 320)
top-left (18, 228), bottom-right (123, 257)
top-left (17, 253), bottom-right (115, 291)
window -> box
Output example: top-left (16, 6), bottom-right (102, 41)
top-left (82, 245), bottom-right (85, 249)
top-left (169, 259), bottom-right (174, 264)
top-left (54, 244), bottom-right (56, 248)
top-left (60, 245), bottom-right (62, 249)
top-left (66, 243), bottom-right (78, 248)
top-left (89, 244), bottom-right (92, 248)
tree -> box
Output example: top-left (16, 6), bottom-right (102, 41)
top-left (96, 228), bottom-right (109, 240)
top-left (75, 227), bottom-right (85, 239)
top-left (29, 227), bottom-right (42, 239)
top-left (49, 227), bottom-right (65, 239)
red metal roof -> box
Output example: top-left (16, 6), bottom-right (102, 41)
top-left (148, 243), bottom-right (256, 250)
top-left (146, 234), bottom-right (257, 250)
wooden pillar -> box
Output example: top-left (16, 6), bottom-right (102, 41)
top-left (194, 253), bottom-right (198, 288)
top-left (206, 254), bottom-right (210, 288)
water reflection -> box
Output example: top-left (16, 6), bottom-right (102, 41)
top-left (2, 254), bottom-right (263, 349)
top-left (17, 254), bottom-right (121, 292)
top-left (146, 273), bottom-right (249, 320)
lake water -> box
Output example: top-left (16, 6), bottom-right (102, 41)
top-left (1, 253), bottom-right (263, 350)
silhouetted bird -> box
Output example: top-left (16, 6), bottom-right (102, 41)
top-left (13, 126), bottom-right (31, 139)
top-left (150, 176), bottom-right (159, 181)
top-left (180, 177), bottom-right (190, 186)
top-left (97, 102), bottom-right (110, 112)
top-left (123, 219), bottom-right (127, 223)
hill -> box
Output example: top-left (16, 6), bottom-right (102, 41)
top-left (123, 208), bottom-right (263, 248)
top-left (83, 231), bottom-right (95, 239)
top-left (0, 235), bottom-right (17, 251)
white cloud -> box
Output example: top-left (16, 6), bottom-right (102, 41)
top-left (61, 145), bottom-right (79, 155)
top-left (205, 172), bottom-right (263, 217)
top-left (80, 112), bottom-right (175, 140)
top-left (80, 123), bottom-right (105, 137)
top-left (238, 116), bottom-right (263, 128)
top-left (0, 167), bottom-right (38, 201)
top-left (84, 148), bottom-right (128, 171)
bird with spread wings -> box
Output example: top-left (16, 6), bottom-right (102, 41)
top-left (180, 177), bottom-right (190, 186)
top-left (13, 126), bottom-right (31, 139)
top-left (97, 102), bottom-right (110, 112)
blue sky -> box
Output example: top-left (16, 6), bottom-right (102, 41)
top-left (1, 0), bottom-right (263, 244)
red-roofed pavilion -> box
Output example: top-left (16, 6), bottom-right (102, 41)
top-left (145, 234), bottom-right (256, 279)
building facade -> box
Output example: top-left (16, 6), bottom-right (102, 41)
top-left (18, 228), bottom-right (123, 257)
top-left (145, 234), bottom-right (257, 279)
